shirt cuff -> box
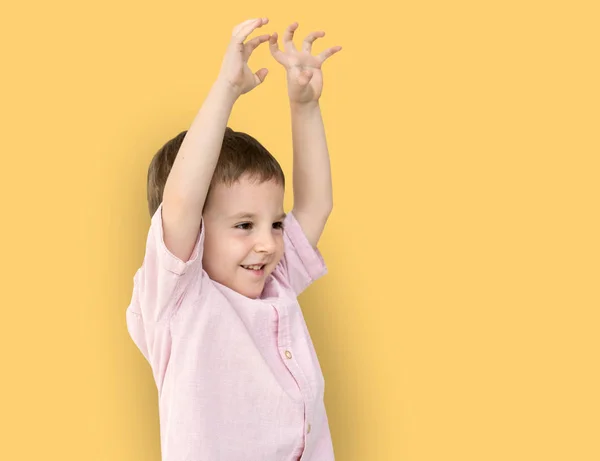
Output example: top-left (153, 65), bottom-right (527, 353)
top-left (150, 202), bottom-right (204, 276)
top-left (285, 211), bottom-right (328, 283)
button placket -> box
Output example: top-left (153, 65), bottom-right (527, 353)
top-left (275, 303), bottom-right (315, 445)
top-left (276, 304), bottom-right (313, 397)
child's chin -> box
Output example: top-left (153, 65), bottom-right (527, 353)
top-left (246, 284), bottom-right (264, 297)
top-left (237, 290), bottom-right (259, 300)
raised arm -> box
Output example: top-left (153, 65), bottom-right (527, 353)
top-left (269, 22), bottom-right (342, 248)
top-left (161, 17), bottom-right (272, 262)
top-left (289, 101), bottom-right (332, 248)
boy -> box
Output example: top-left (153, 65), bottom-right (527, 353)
top-left (126, 17), bottom-right (342, 460)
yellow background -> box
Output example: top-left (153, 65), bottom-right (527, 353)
top-left (1, 0), bottom-right (598, 459)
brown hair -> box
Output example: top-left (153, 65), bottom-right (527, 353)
top-left (147, 127), bottom-right (285, 217)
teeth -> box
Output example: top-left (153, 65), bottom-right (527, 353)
top-left (243, 264), bottom-right (263, 270)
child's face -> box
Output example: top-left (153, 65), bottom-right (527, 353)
top-left (202, 173), bottom-right (285, 299)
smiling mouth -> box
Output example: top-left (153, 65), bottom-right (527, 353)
top-left (240, 264), bottom-right (266, 271)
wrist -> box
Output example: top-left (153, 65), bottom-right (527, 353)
top-left (289, 99), bottom-right (320, 111)
top-left (212, 78), bottom-right (242, 103)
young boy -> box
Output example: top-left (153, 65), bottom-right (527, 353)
top-left (126, 18), bottom-right (342, 460)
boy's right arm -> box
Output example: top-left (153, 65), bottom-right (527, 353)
top-left (161, 81), bottom-right (238, 263)
top-left (161, 17), bottom-right (272, 263)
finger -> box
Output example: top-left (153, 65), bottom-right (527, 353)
top-left (245, 34), bottom-right (271, 55)
top-left (316, 46), bottom-right (342, 65)
top-left (283, 22), bottom-right (299, 52)
top-left (232, 17), bottom-right (269, 44)
top-left (268, 32), bottom-right (286, 65)
top-left (237, 17), bottom-right (268, 43)
top-left (302, 31), bottom-right (325, 54)
top-left (231, 18), bottom-right (261, 36)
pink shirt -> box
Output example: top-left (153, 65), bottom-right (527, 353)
top-left (126, 203), bottom-right (334, 461)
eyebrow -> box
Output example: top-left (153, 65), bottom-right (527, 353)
top-left (230, 212), bottom-right (287, 221)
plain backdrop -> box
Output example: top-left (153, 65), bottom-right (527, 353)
top-left (0, 1), bottom-right (598, 460)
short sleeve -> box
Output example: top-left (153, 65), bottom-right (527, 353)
top-left (273, 211), bottom-right (328, 296)
top-left (135, 201), bottom-right (204, 321)
top-left (125, 202), bottom-right (204, 387)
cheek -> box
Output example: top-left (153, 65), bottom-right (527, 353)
top-left (205, 235), bottom-right (237, 261)
top-left (227, 235), bottom-right (255, 260)
top-left (275, 235), bottom-right (285, 256)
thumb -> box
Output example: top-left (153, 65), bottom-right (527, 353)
top-left (255, 68), bottom-right (269, 85)
top-left (298, 69), bottom-right (313, 86)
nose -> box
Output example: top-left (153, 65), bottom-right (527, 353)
top-left (254, 227), bottom-right (277, 254)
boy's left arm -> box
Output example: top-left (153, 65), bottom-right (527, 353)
top-left (269, 22), bottom-right (342, 248)
top-left (290, 101), bottom-right (332, 248)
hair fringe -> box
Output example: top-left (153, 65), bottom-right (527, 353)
top-left (146, 127), bottom-right (285, 218)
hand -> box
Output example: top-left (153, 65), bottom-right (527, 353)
top-left (269, 22), bottom-right (342, 104)
top-left (217, 18), bottom-right (272, 97)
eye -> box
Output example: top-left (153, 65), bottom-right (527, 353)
top-left (273, 222), bottom-right (284, 230)
top-left (235, 222), bottom-right (252, 230)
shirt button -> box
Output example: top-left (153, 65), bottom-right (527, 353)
top-left (285, 350), bottom-right (292, 359)
top-left (307, 423), bottom-right (311, 434)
